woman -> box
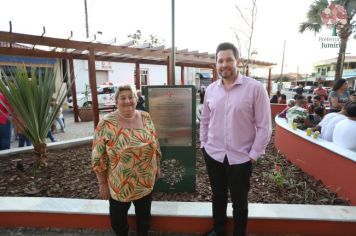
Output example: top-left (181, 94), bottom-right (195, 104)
top-left (92, 84), bottom-right (161, 236)
top-left (328, 79), bottom-right (350, 113)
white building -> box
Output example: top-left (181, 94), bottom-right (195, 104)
top-left (73, 60), bottom-right (202, 92)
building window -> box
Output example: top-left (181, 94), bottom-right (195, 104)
top-left (140, 68), bottom-right (149, 85)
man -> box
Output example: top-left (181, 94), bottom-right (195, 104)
top-left (313, 82), bottom-right (328, 103)
top-left (295, 84), bottom-right (304, 96)
top-left (277, 81), bottom-right (283, 92)
top-left (286, 95), bottom-right (308, 127)
top-left (307, 95), bottom-right (325, 116)
top-left (200, 42), bottom-right (272, 236)
top-left (333, 101), bottom-right (356, 152)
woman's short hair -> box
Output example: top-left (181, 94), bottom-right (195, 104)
top-left (115, 84), bottom-right (137, 102)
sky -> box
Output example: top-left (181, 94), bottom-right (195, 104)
top-left (0, 0), bottom-right (355, 76)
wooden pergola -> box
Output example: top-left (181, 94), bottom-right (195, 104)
top-left (0, 30), bottom-right (276, 127)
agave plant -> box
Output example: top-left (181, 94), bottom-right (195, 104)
top-left (0, 65), bottom-right (71, 166)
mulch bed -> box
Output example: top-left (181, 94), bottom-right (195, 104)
top-left (0, 126), bottom-right (350, 206)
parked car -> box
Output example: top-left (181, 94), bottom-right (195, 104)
top-left (67, 84), bottom-right (119, 109)
top-left (304, 86), bottom-right (316, 94)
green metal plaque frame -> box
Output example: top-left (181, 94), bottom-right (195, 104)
top-left (143, 85), bottom-right (196, 193)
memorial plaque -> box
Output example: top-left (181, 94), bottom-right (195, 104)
top-left (144, 85), bottom-right (196, 192)
top-left (148, 87), bottom-right (192, 146)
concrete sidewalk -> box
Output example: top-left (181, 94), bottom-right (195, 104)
top-left (9, 110), bottom-right (104, 149)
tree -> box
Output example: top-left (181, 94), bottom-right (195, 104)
top-left (0, 65), bottom-right (70, 167)
top-left (299, 0), bottom-right (356, 80)
top-left (232, 0), bottom-right (258, 75)
top-left (128, 30), bottom-right (165, 48)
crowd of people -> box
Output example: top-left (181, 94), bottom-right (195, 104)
top-left (278, 79), bottom-right (356, 152)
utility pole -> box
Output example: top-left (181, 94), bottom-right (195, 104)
top-left (84, 0), bottom-right (89, 38)
top-left (170, 0), bottom-right (176, 85)
top-left (279, 40), bottom-right (286, 83)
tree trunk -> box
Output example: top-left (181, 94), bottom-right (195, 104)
top-left (335, 24), bottom-right (352, 81)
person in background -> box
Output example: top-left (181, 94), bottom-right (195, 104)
top-left (328, 79), bottom-right (350, 113)
top-left (92, 84), bottom-right (161, 236)
top-left (306, 95), bottom-right (312, 104)
top-left (278, 94), bottom-right (287, 104)
top-left (13, 116), bottom-right (32, 147)
top-left (316, 104), bottom-right (348, 142)
top-left (51, 98), bottom-right (65, 133)
top-left (286, 95), bottom-right (309, 128)
top-left (277, 81), bottom-right (283, 93)
top-left (308, 95), bottom-right (325, 116)
top-left (200, 42), bottom-right (271, 236)
top-left (313, 82), bottom-right (328, 103)
top-left (308, 106), bottom-right (324, 127)
top-left (270, 94), bottom-right (278, 103)
top-left (0, 91), bottom-right (12, 150)
top-left (333, 101), bottom-right (356, 152)
top-left (136, 90), bottom-right (146, 111)
top-left (199, 86), bottom-right (206, 104)
top-left (351, 92), bottom-right (356, 102)
top-left (295, 84), bottom-right (304, 97)
top-left (278, 99), bottom-right (295, 119)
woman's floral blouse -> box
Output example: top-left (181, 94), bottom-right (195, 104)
top-left (92, 111), bottom-right (161, 202)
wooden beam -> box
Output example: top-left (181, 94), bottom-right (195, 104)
top-left (88, 47), bottom-right (99, 128)
top-left (0, 47), bottom-right (86, 60)
top-left (69, 59), bottom-right (79, 122)
top-left (212, 66), bottom-right (217, 82)
top-left (180, 66), bottom-right (184, 85)
top-left (167, 56), bottom-right (171, 85)
top-left (268, 68), bottom-right (272, 97)
top-left (135, 63), bottom-right (140, 90)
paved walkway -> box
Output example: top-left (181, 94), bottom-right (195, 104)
top-left (9, 110), bottom-right (104, 149)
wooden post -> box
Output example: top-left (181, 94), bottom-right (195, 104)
top-left (212, 67), bottom-right (217, 82)
top-left (180, 66), bottom-right (184, 85)
top-left (267, 68), bottom-right (272, 97)
top-left (135, 63), bottom-right (140, 90)
top-left (246, 65), bottom-right (249, 77)
top-left (88, 47), bottom-right (99, 128)
top-left (167, 56), bottom-right (171, 85)
top-left (69, 59), bottom-right (79, 122)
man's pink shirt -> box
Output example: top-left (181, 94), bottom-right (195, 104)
top-left (200, 74), bottom-right (272, 164)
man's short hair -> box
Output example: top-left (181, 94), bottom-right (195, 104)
top-left (345, 101), bottom-right (356, 117)
top-left (216, 42), bottom-right (239, 60)
top-left (313, 95), bottom-right (321, 101)
top-left (295, 95), bottom-right (305, 101)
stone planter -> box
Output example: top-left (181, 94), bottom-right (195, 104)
top-left (78, 108), bottom-right (93, 122)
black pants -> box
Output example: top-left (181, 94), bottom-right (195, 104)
top-left (109, 193), bottom-right (152, 236)
top-left (203, 149), bottom-right (252, 236)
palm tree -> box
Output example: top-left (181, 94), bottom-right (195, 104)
top-left (0, 65), bottom-right (71, 167)
top-left (299, 0), bottom-right (356, 80)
